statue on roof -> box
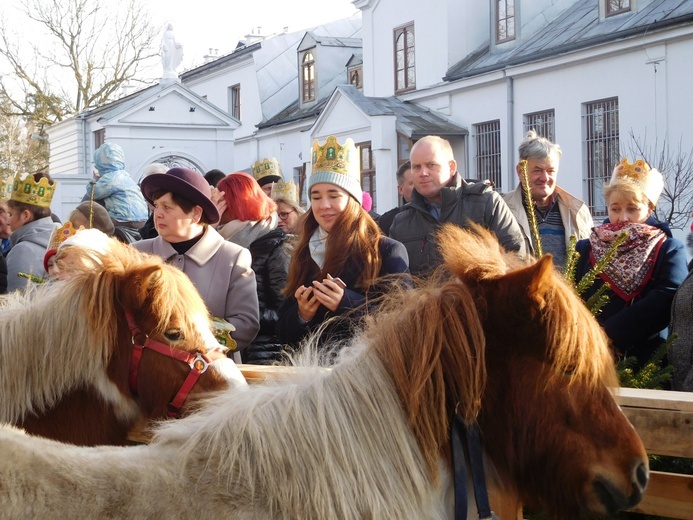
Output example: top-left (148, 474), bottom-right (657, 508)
top-left (161, 24), bottom-right (184, 81)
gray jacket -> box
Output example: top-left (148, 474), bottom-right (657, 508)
top-left (390, 180), bottom-right (526, 275)
top-left (6, 216), bottom-right (56, 292)
top-left (503, 184), bottom-right (594, 257)
top-left (134, 226), bottom-right (260, 351)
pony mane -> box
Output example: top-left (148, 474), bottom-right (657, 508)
top-left (0, 240), bottom-right (211, 423)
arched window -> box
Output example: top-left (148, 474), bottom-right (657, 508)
top-left (302, 51), bottom-right (316, 102)
top-left (394, 24), bottom-right (415, 93)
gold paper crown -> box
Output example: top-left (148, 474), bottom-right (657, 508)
top-left (47, 221), bottom-right (82, 252)
top-left (252, 157), bottom-right (283, 184)
top-left (270, 179), bottom-right (299, 203)
top-left (10, 173), bottom-right (55, 208)
top-left (311, 135), bottom-right (359, 178)
top-left (610, 158), bottom-right (664, 206)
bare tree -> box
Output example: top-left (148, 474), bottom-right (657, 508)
top-left (625, 130), bottom-right (693, 230)
top-left (0, 0), bottom-right (160, 126)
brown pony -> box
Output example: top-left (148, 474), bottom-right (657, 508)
top-left (0, 239), bottom-right (235, 446)
top-left (0, 225), bottom-right (646, 519)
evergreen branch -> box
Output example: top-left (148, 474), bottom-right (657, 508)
top-left (519, 159), bottom-right (543, 257)
top-left (562, 235), bottom-right (579, 283)
top-left (585, 283), bottom-right (611, 315)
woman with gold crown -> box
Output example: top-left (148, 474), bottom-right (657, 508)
top-left (575, 158), bottom-right (688, 371)
top-left (277, 135), bottom-right (411, 352)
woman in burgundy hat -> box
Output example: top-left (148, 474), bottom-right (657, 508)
top-left (134, 167), bottom-right (260, 356)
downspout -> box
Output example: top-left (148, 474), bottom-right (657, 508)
top-left (79, 113), bottom-right (89, 177)
top-left (506, 74), bottom-right (515, 191)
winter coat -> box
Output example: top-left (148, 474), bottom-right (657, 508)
top-left (670, 267), bottom-right (693, 392)
top-left (134, 226), bottom-right (260, 351)
top-left (503, 184), bottom-right (593, 257)
top-left (241, 228), bottom-right (291, 365)
top-left (277, 236), bottom-right (411, 350)
top-left (575, 217), bottom-right (688, 365)
top-left (83, 143), bottom-right (148, 223)
top-left (6, 217), bottom-right (56, 292)
top-left (389, 180), bottom-right (526, 275)
top-left (0, 253), bottom-right (7, 294)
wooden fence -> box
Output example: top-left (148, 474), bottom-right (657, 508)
top-left (238, 367), bottom-right (693, 519)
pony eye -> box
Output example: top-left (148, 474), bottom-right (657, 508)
top-left (164, 329), bottom-right (184, 341)
top-left (564, 366), bottom-right (576, 377)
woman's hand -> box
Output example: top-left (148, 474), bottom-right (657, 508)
top-left (295, 285), bottom-right (320, 322)
top-left (311, 276), bottom-right (345, 312)
top-left (210, 188), bottom-right (227, 226)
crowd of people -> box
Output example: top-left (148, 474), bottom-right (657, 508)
top-left (0, 134), bottom-right (691, 391)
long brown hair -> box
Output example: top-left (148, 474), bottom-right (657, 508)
top-left (284, 197), bottom-right (383, 296)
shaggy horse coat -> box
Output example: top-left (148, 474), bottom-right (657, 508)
top-left (0, 225), bottom-right (647, 519)
top-left (0, 240), bottom-right (237, 445)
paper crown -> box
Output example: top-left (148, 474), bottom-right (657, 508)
top-left (270, 179), bottom-right (299, 203)
top-left (43, 221), bottom-right (82, 271)
top-left (10, 173), bottom-right (55, 208)
top-left (610, 158), bottom-right (664, 206)
top-left (252, 157), bottom-right (283, 186)
top-left (310, 135), bottom-right (362, 205)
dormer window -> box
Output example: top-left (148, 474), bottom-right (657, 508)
top-left (302, 51), bottom-right (316, 103)
top-left (394, 23), bottom-right (415, 93)
top-left (605, 0), bottom-right (631, 17)
top-left (496, 0), bottom-right (516, 43)
top-left (349, 67), bottom-right (362, 89)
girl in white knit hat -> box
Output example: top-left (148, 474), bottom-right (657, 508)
top-left (574, 158), bottom-right (688, 372)
top-left (277, 135), bottom-right (411, 354)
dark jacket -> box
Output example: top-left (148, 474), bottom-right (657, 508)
top-left (377, 205), bottom-right (402, 236)
top-left (575, 217), bottom-right (688, 364)
top-left (277, 236), bottom-right (411, 350)
top-left (0, 253), bottom-right (7, 294)
top-left (389, 179), bottom-right (526, 275)
top-left (242, 228), bottom-right (290, 365)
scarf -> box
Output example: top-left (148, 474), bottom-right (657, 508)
top-left (589, 221), bottom-right (666, 301)
top-left (309, 226), bottom-right (329, 269)
top-left (217, 214), bottom-right (277, 248)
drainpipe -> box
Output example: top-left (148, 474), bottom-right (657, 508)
top-left (506, 74), bottom-right (515, 190)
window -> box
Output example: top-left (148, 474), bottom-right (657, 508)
top-left (606, 0), bottom-right (631, 16)
top-left (523, 110), bottom-right (555, 142)
top-left (583, 98), bottom-right (619, 217)
top-left (358, 141), bottom-right (376, 211)
top-left (302, 51), bottom-right (316, 102)
top-left (349, 67), bottom-right (362, 89)
top-left (474, 120), bottom-right (502, 190)
top-left (94, 129), bottom-right (105, 150)
top-left (228, 84), bottom-right (241, 119)
top-left (394, 23), bottom-right (415, 93)
top-left (497, 0), bottom-right (516, 43)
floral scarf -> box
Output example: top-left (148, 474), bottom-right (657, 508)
top-left (589, 221), bottom-right (666, 301)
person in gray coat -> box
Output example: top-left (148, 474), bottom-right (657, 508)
top-left (5, 173), bottom-right (57, 291)
top-left (134, 167), bottom-right (260, 353)
top-left (390, 135), bottom-right (526, 275)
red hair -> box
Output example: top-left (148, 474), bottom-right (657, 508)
top-left (217, 172), bottom-right (277, 222)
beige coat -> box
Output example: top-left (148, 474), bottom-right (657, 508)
top-left (503, 184), bottom-right (594, 257)
top-left (134, 226), bottom-right (260, 350)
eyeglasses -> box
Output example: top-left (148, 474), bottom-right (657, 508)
top-left (278, 209), bottom-right (296, 220)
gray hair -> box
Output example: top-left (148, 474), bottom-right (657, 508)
top-left (518, 130), bottom-right (562, 161)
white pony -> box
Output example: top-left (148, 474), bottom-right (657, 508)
top-left (0, 226), bottom-right (647, 519)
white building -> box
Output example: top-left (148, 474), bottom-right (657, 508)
top-left (48, 0), bottom-right (693, 240)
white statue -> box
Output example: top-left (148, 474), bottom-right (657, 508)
top-left (161, 24), bottom-right (184, 80)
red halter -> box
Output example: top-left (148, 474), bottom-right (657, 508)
top-left (124, 310), bottom-right (212, 418)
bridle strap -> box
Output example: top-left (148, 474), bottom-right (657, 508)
top-left (451, 413), bottom-right (497, 520)
top-left (124, 310), bottom-right (211, 418)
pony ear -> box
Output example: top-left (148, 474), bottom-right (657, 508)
top-left (503, 254), bottom-right (555, 308)
top-left (118, 264), bottom-right (163, 311)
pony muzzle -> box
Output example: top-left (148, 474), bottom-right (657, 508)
top-left (592, 460), bottom-right (649, 513)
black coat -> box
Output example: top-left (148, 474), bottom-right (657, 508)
top-left (241, 228), bottom-right (290, 365)
top-left (0, 253), bottom-right (7, 294)
top-left (277, 236), bottom-right (411, 352)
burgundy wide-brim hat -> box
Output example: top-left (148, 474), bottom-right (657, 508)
top-left (141, 167), bottom-right (219, 223)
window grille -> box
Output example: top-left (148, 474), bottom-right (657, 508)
top-left (583, 98), bottom-right (619, 217)
top-left (473, 120), bottom-right (502, 190)
top-left (523, 110), bottom-right (555, 143)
